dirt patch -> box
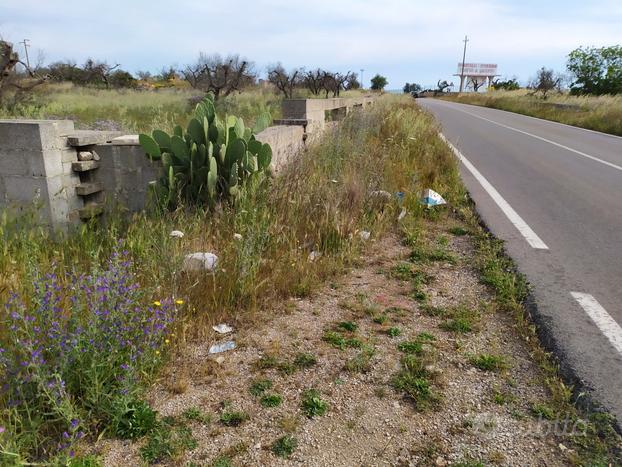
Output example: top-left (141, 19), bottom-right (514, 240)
top-left (95, 221), bottom-right (574, 466)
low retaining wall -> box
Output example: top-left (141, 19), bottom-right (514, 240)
top-left (0, 96), bottom-right (373, 228)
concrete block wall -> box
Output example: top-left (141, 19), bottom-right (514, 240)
top-left (0, 96), bottom-right (375, 226)
top-left (0, 119), bottom-right (82, 227)
top-left (92, 142), bottom-right (161, 212)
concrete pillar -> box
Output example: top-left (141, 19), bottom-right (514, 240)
top-left (0, 119), bottom-right (82, 228)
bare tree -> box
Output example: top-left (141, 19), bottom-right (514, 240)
top-left (304, 68), bottom-right (325, 96)
top-left (1, 40), bottom-right (47, 100)
top-left (468, 77), bottom-right (486, 92)
top-left (530, 67), bottom-right (561, 99)
top-left (345, 73), bottom-right (360, 90)
top-left (433, 80), bottom-right (451, 96)
top-left (82, 59), bottom-right (120, 88)
top-left (182, 53), bottom-right (255, 99)
top-left (267, 63), bottom-right (302, 98)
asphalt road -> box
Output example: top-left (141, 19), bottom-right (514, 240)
top-left (418, 98), bottom-right (622, 425)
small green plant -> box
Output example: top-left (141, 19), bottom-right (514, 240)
top-left (256, 354), bottom-right (280, 370)
top-left (140, 420), bottom-right (197, 464)
top-left (212, 456), bottom-right (232, 467)
top-left (470, 354), bottom-right (507, 372)
top-left (390, 262), bottom-right (414, 281)
top-left (261, 394), bottom-right (283, 408)
top-left (392, 355), bottom-right (439, 409)
top-left (449, 226), bottom-right (468, 236)
top-left (301, 389), bottom-right (328, 417)
top-left (397, 341), bottom-right (423, 354)
top-left (420, 305), bottom-right (446, 317)
top-left (182, 406), bottom-right (212, 424)
top-left (220, 410), bottom-right (249, 427)
top-left (68, 455), bottom-right (102, 467)
top-left (271, 435), bottom-right (298, 458)
top-left (373, 314), bottom-right (388, 324)
top-left (323, 330), bottom-right (361, 349)
top-left (249, 379), bottom-right (273, 396)
top-left (412, 290), bottom-right (428, 302)
top-left (531, 403), bottom-right (556, 420)
top-left (440, 316), bottom-right (473, 333)
top-left (337, 321), bottom-right (358, 332)
top-left (417, 332), bottom-right (436, 341)
top-left (293, 352), bottom-right (318, 368)
top-left (387, 327), bottom-right (401, 337)
top-left (111, 398), bottom-right (158, 440)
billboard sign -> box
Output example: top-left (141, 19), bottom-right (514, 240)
top-left (456, 63), bottom-right (498, 76)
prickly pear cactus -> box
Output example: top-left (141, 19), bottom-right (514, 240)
top-left (139, 94), bottom-right (272, 210)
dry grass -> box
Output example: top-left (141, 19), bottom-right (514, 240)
top-left (439, 89), bottom-right (622, 136)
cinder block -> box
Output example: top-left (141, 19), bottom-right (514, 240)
top-left (4, 175), bottom-right (49, 203)
top-left (0, 149), bottom-right (30, 175)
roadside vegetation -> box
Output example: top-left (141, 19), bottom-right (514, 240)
top-left (439, 89), bottom-right (622, 136)
top-left (0, 90), bottom-right (620, 465)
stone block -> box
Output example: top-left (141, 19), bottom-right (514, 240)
top-left (0, 149), bottom-right (30, 175)
top-left (4, 175), bottom-right (48, 203)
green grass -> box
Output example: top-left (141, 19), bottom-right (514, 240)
top-left (260, 394), bottom-right (283, 408)
top-left (469, 354), bottom-right (507, 372)
top-left (271, 435), bottom-right (298, 458)
top-left (387, 327), bottom-right (402, 337)
top-left (397, 341), bottom-right (424, 354)
top-left (140, 418), bottom-right (197, 464)
top-left (293, 352), bottom-right (318, 368)
top-left (219, 410), bottom-right (249, 427)
top-left (323, 330), bottom-right (362, 349)
top-left (337, 321), bottom-right (358, 332)
top-left (0, 83), bottom-right (283, 134)
top-left (449, 226), bottom-right (469, 236)
top-left (344, 345), bottom-right (376, 373)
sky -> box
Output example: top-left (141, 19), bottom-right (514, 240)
top-left (1, 0), bottom-right (621, 89)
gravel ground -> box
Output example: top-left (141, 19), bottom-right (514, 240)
top-left (94, 220), bottom-right (574, 466)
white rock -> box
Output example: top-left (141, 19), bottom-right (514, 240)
top-left (359, 230), bottom-right (371, 241)
top-left (182, 252), bottom-right (218, 272)
top-left (92, 150), bottom-right (101, 161)
top-left (170, 230), bottom-right (185, 238)
top-left (233, 233), bottom-right (243, 240)
top-left (77, 151), bottom-right (93, 161)
top-left (213, 323), bottom-right (233, 334)
top-left (397, 208), bottom-right (407, 221)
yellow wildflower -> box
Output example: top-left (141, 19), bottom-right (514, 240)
top-left (165, 339), bottom-right (170, 344)
top-left (175, 299), bottom-right (184, 305)
top-left (153, 300), bottom-right (161, 306)
top-left (155, 350), bottom-right (160, 355)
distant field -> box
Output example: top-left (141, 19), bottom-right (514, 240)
top-left (438, 89), bottom-right (622, 136)
top-left (0, 83), bottom-right (284, 134)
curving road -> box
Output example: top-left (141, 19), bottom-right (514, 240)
top-left (418, 98), bottom-right (622, 425)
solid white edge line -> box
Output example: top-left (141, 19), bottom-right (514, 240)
top-left (439, 133), bottom-right (549, 250)
top-left (440, 103), bottom-right (622, 172)
top-left (571, 292), bottom-right (622, 355)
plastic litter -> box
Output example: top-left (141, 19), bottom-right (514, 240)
top-left (208, 340), bottom-right (236, 354)
top-left (398, 208), bottom-right (407, 221)
top-left (170, 230), bottom-right (184, 238)
top-left (233, 233), bottom-right (243, 241)
top-left (308, 251), bottom-right (322, 262)
top-left (182, 252), bottom-right (218, 272)
top-left (213, 323), bottom-right (233, 334)
top-left (421, 189), bottom-right (447, 208)
top-left (359, 230), bottom-right (371, 241)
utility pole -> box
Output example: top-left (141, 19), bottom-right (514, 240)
top-left (360, 69), bottom-right (364, 89)
top-left (20, 39), bottom-right (31, 69)
top-left (459, 35), bottom-right (468, 93)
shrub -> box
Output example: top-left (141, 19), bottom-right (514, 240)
top-left (271, 435), bottom-right (298, 458)
top-left (0, 248), bottom-right (174, 460)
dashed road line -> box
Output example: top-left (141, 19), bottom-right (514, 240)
top-left (571, 292), bottom-right (622, 355)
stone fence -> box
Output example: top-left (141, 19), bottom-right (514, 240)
top-left (0, 95), bottom-right (374, 229)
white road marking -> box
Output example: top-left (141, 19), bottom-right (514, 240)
top-left (442, 103), bottom-right (622, 172)
top-left (571, 292), bottom-right (622, 355)
top-left (440, 133), bottom-right (549, 250)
